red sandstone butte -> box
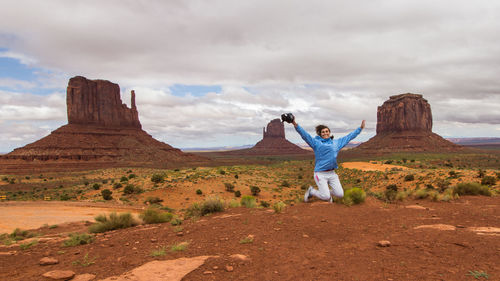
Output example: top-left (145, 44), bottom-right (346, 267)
top-left (0, 76), bottom-right (206, 173)
top-left (225, 119), bottom-right (310, 155)
top-left (354, 93), bottom-right (463, 153)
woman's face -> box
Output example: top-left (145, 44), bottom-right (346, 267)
top-left (320, 128), bottom-right (330, 139)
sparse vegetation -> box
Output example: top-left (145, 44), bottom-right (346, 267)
top-left (467, 270), bottom-right (489, 280)
top-left (196, 189), bottom-right (202, 195)
top-left (151, 174), bottom-right (164, 183)
top-left (19, 240), bottom-right (38, 250)
top-left (140, 207), bottom-right (173, 224)
top-left (171, 242), bottom-right (189, 252)
top-left (273, 201), bottom-right (286, 213)
top-left (63, 233), bottom-right (94, 247)
top-left (342, 188), bottom-right (366, 206)
top-left (89, 212), bottom-right (138, 233)
top-left (404, 174), bottom-right (415, 181)
top-left (224, 183), bottom-right (235, 192)
top-left (151, 246), bottom-right (166, 257)
top-left (144, 196), bottom-right (163, 205)
top-left (250, 185), bottom-right (261, 196)
top-left (239, 235), bottom-right (254, 244)
top-left (480, 176), bottom-right (496, 186)
top-left (101, 189), bottom-right (113, 200)
top-left (241, 195), bottom-right (256, 208)
top-left (453, 182), bottom-right (491, 196)
top-left (234, 190), bottom-right (241, 197)
top-left (72, 253), bottom-right (96, 267)
top-left (92, 183), bottom-right (101, 190)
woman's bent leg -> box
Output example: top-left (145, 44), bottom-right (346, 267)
top-left (311, 172), bottom-right (332, 201)
top-left (328, 171), bottom-right (344, 198)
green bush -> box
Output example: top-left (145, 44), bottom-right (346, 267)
top-left (128, 173), bottom-right (136, 179)
top-left (120, 176), bottom-right (128, 182)
top-left (113, 183), bottom-right (122, 189)
top-left (281, 181), bottom-right (290, 187)
top-left (9, 228), bottom-right (35, 241)
top-left (481, 176), bottom-right (496, 186)
top-left (404, 174), bottom-right (415, 181)
top-left (92, 183), bottom-right (101, 190)
top-left (219, 170), bottom-right (226, 175)
top-left (196, 189), bottom-right (202, 195)
top-left (250, 186), bottom-right (261, 196)
top-left (151, 174), bottom-right (164, 184)
top-left (414, 189), bottom-right (429, 199)
top-left (234, 190), bottom-right (241, 197)
top-left (63, 233), bottom-right (94, 247)
top-left (343, 188), bottom-right (366, 205)
top-left (260, 201), bottom-right (270, 208)
top-left (101, 189), bottom-right (113, 200)
top-left (453, 182), bottom-right (491, 196)
top-left (200, 197), bottom-right (225, 216)
top-left (477, 169), bottom-right (485, 178)
top-left (241, 195), bottom-right (256, 208)
top-left (272, 201), bottom-right (286, 213)
top-left (140, 207), bottom-right (173, 224)
top-left (123, 184), bottom-right (142, 195)
top-left (224, 183), bottom-right (235, 192)
top-left (89, 212), bottom-right (138, 233)
top-left (448, 170), bottom-right (459, 178)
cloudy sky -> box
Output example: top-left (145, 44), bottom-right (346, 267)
top-left (1, 0), bottom-right (499, 152)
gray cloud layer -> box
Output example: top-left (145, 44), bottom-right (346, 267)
top-left (0, 0), bottom-right (499, 151)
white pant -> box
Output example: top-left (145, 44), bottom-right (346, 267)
top-left (310, 170), bottom-right (344, 201)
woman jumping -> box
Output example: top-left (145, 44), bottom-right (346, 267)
top-left (285, 114), bottom-right (365, 202)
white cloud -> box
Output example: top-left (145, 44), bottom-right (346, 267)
top-left (0, 0), bottom-right (499, 151)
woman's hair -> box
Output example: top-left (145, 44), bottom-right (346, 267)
top-left (315, 125), bottom-right (330, 136)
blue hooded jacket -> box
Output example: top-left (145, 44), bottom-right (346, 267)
top-left (295, 125), bottom-right (362, 172)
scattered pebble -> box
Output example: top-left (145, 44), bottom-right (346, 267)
top-left (225, 265), bottom-right (234, 272)
top-left (377, 240), bottom-right (391, 247)
top-left (203, 271), bottom-right (213, 275)
top-left (42, 270), bottom-right (75, 280)
top-left (150, 238), bottom-right (157, 242)
top-left (39, 257), bottom-right (59, 266)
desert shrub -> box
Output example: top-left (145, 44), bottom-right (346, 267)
top-left (234, 174), bottom-right (239, 179)
top-left (250, 186), bottom-right (261, 196)
top-left (428, 190), bottom-right (439, 201)
top-left (101, 189), bottom-right (113, 200)
top-left (343, 188), bottom-right (366, 205)
top-left (123, 184), bottom-right (142, 195)
top-left (140, 207), bottom-right (173, 224)
top-left (224, 183), bottom-right (235, 192)
top-left (20, 240), bottom-right (38, 250)
top-left (496, 172), bottom-right (500, 180)
top-left (185, 203), bottom-right (201, 218)
top-left (200, 197), bottom-right (225, 215)
top-left (259, 200), bottom-right (270, 208)
top-left (241, 195), bottom-right (256, 208)
top-left (384, 184), bottom-right (398, 202)
top-left (113, 183), bottom-right (122, 189)
top-left (89, 212), bottom-right (138, 233)
top-left (63, 233), bottom-right (94, 247)
top-left (300, 184), bottom-right (308, 190)
top-left (384, 160), bottom-right (393, 164)
top-left (171, 241), bottom-right (189, 252)
top-left (453, 182), bottom-right (491, 196)
top-left (120, 176), bottom-right (128, 182)
top-left (218, 170), bottom-right (226, 175)
top-left (128, 173), bottom-right (136, 179)
top-left (234, 190), bottom-right (241, 197)
top-left (404, 174), bottom-right (415, 181)
top-left (92, 183), bottom-right (101, 190)
top-left (481, 176), bottom-right (496, 186)
top-left (228, 199), bottom-right (241, 208)
top-left (281, 181), bottom-right (290, 187)
top-left (425, 184), bottom-right (435, 190)
top-left (414, 189), bottom-right (429, 199)
top-left (395, 191), bottom-right (408, 201)
top-left (9, 228), bottom-right (35, 241)
top-left (448, 170), bottom-right (459, 178)
top-left (196, 189), bottom-right (202, 195)
top-left (1, 176), bottom-right (8, 182)
top-left (273, 201), bottom-right (286, 213)
top-left (151, 174), bottom-right (164, 184)
top-left (170, 216), bottom-right (182, 225)
top-left (298, 175), bottom-right (303, 179)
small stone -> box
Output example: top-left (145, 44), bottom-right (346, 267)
top-left (230, 254), bottom-right (249, 261)
top-left (226, 265), bottom-right (234, 272)
top-left (377, 240), bottom-right (391, 247)
top-left (40, 257), bottom-right (59, 265)
top-left (176, 232), bottom-right (184, 236)
top-left (213, 266), bottom-right (219, 270)
top-left (0, 251), bottom-right (17, 256)
top-left (456, 225), bottom-right (466, 228)
top-left (150, 238), bottom-right (157, 242)
top-left (125, 242), bottom-right (130, 246)
top-left (302, 234), bottom-right (309, 238)
top-left (203, 271), bottom-right (213, 275)
top-left (42, 270), bottom-right (75, 280)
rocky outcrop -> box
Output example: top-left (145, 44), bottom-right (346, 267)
top-left (353, 93), bottom-right (463, 153)
top-left (67, 76), bottom-right (140, 128)
top-left (0, 76), bottom-right (206, 172)
top-left (223, 119), bottom-right (310, 155)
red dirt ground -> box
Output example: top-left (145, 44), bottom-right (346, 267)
top-left (1, 196), bottom-right (499, 280)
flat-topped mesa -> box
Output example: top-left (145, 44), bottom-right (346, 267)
top-left (377, 93), bottom-right (432, 134)
top-left (67, 76), bottom-right (141, 128)
top-left (263, 119), bottom-right (285, 138)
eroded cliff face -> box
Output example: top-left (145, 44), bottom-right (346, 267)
top-left (263, 119), bottom-right (285, 138)
top-left (67, 76), bottom-right (140, 128)
top-left (249, 119), bottom-right (309, 155)
top-left (354, 93), bottom-right (463, 153)
top-left (376, 93), bottom-right (432, 134)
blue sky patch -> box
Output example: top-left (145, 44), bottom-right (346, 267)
top-left (170, 84), bottom-right (221, 97)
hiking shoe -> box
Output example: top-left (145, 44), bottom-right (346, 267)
top-left (304, 186), bottom-right (313, 202)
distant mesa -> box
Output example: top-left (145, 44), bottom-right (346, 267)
top-left (223, 119), bottom-right (311, 155)
top-left (354, 93), bottom-right (463, 153)
top-left (0, 76), bottom-right (205, 172)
